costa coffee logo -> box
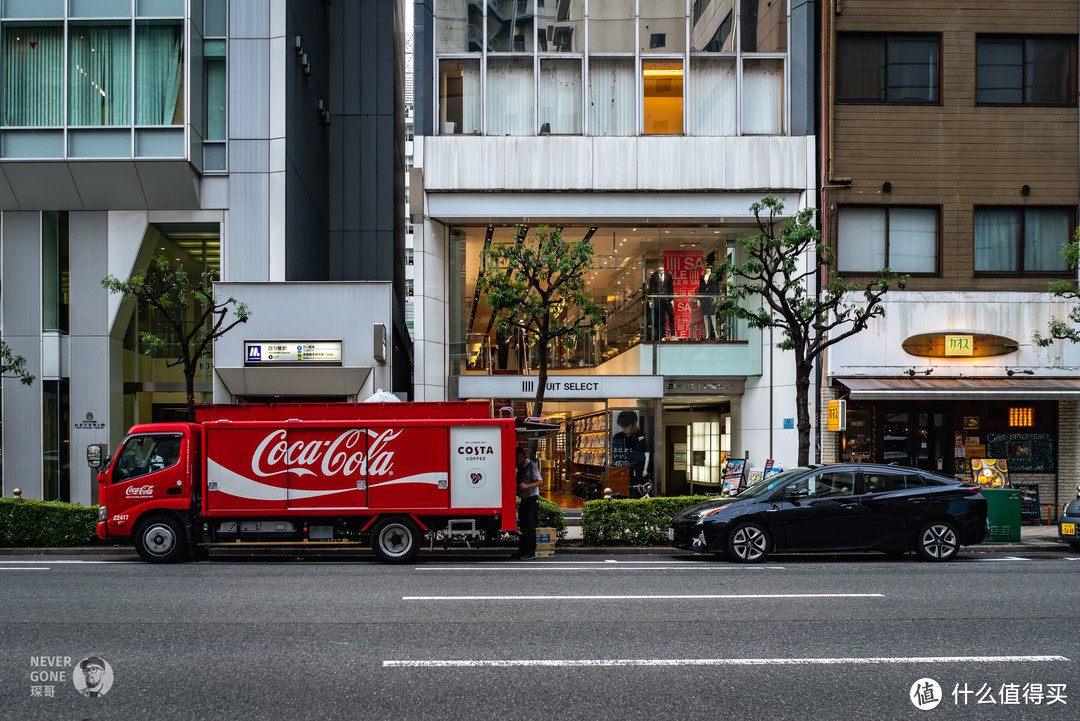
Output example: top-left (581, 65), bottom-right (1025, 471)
top-left (252, 428), bottom-right (401, 479)
top-left (125, 485), bottom-right (155, 498)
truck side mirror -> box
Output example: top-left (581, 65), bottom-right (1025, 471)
top-left (87, 443), bottom-right (107, 470)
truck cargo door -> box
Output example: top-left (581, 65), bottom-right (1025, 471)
top-left (285, 427), bottom-right (369, 510)
top-left (205, 427), bottom-right (288, 513)
top-left (449, 426), bottom-right (504, 509)
top-left (367, 426), bottom-right (449, 510)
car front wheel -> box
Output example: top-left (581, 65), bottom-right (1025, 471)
top-left (915, 521), bottom-right (960, 561)
top-left (726, 522), bottom-right (770, 563)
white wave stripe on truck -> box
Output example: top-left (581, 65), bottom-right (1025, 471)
top-left (208, 459), bottom-right (444, 500)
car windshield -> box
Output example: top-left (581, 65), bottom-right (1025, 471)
top-left (735, 469), bottom-right (807, 499)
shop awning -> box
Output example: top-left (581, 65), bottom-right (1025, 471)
top-left (216, 366), bottom-right (371, 398)
top-left (834, 377), bottom-right (1080, 400)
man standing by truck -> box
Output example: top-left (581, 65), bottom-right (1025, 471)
top-left (513, 447), bottom-right (542, 560)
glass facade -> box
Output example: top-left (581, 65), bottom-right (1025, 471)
top-left (450, 222), bottom-right (757, 375)
top-left (42, 210), bottom-right (69, 333)
top-left (435, 0), bottom-right (787, 136)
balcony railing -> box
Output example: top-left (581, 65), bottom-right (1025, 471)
top-left (459, 292), bottom-right (746, 372)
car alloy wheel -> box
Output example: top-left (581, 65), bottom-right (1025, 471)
top-left (916, 521), bottom-right (959, 561)
top-left (727, 522), bottom-right (769, 563)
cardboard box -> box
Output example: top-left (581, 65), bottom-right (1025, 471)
top-left (535, 549), bottom-right (555, 558)
top-left (536, 527), bottom-right (556, 550)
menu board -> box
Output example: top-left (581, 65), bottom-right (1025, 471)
top-left (970, 458), bottom-right (1009, 488)
top-left (1013, 481), bottom-right (1041, 520)
top-left (722, 459), bottom-right (746, 494)
top-left (985, 433), bottom-right (1054, 472)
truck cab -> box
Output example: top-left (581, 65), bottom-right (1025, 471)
top-left (97, 423), bottom-right (199, 562)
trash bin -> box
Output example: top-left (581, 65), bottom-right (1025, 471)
top-left (983, 488), bottom-right (1022, 543)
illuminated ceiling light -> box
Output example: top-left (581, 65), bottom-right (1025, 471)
top-left (643, 69), bottom-right (684, 77)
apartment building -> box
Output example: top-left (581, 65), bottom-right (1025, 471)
top-left (820, 0), bottom-right (1080, 509)
top-left (0, 0), bottom-right (409, 504)
top-left (412, 0), bottom-right (819, 499)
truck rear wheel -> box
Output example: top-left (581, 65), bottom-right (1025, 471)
top-left (134, 516), bottom-right (187, 563)
top-left (371, 516), bottom-right (421, 563)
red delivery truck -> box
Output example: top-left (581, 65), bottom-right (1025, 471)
top-left (96, 402), bottom-right (520, 563)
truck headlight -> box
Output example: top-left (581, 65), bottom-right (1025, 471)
top-left (98, 506), bottom-right (106, 522)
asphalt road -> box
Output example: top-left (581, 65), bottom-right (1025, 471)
top-left (2, 549), bottom-right (1078, 721)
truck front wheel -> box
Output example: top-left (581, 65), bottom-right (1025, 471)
top-left (134, 516), bottom-right (188, 563)
top-left (371, 516), bottom-right (421, 564)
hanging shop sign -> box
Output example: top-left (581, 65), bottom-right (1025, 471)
top-left (458, 375), bottom-right (664, 399)
top-left (901, 331), bottom-right (1018, 359)
top-left (244, 341), bottom-right (342, 364)
top-left (664, 378), bottom-right (745, 395)
top-left (827, 399), bottom-right (847, 431)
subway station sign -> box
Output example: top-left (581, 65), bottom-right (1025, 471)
top-left (458, 375), bottom-right (664, 399)
top-left (244, 341), bottom-right (342, 364)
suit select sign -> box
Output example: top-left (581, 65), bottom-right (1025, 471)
top-left (458, 375), bottom-right (664, 399)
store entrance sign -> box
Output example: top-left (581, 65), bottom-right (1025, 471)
top-left (458, 375), bottom-right (664, 399)
top-left (244, 341), bottom-right (342, 365)
top-left (827, 399), bottom-right (847, 431)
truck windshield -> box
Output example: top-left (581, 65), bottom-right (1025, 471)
top-left (113, 435), bottom-right (181, 482)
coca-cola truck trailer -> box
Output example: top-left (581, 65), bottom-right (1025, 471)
top-left (96, 402), bottom-right (517, 563)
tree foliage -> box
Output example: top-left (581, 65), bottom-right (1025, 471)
top-left (478, 225), bottom-right (604, 417)
top-left (715, 196), bottom-right (907, 465)
top-left (103, 254), bottom-right (250, 421)
top-left (1034, 229), bottom-right (1080, 346)
top-left (1, 340), bottom-right (34, 386)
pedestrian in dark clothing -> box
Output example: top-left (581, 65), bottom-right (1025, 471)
top-left (513, 447), bottom-right (542, 560)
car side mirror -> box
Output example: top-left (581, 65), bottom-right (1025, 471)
top-left (785, 487), bottom-right (810, 500)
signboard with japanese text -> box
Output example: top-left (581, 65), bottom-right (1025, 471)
top-left (827, 400), bottom-right (847, 431)
top-left (945, 334), bottom-right (974, 356)
top-left (244, 341), bottom-right (342, 365)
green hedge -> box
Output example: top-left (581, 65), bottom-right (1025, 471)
top-left (582, 496), bottom-right (715, 546)
top-left (0, 498), bottom-right (100, 547)
top-left (508, 497), bottom-right (567, 541)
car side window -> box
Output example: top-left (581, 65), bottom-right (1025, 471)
top-left (113, 435), bottom-right (180, 483)
top-left (786, 471), bottom-right (856, 499)
top-left (864, 472), bottom-right (908, 493)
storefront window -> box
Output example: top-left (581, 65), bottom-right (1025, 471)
top-left (451, 222), bottom-right (755, 372)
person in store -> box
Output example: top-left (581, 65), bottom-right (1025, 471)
top-left (696, 266), bottom-right (720, 341)
top-left (647, 264), bottom-right (675, 340)
top-left (512, 446), bottom-right (542, 560)
top-left (611, 411), bottom-right (652, 497)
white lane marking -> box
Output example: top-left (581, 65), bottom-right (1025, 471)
top-left (977, 557), bottom-right (1030, 562)
top-left (0, 567), bottom-right (50, 571)
top-left (404, 593), bottom-right (883, 601)
top-left (384, 654), bottom-right (1071, 669)
top-left (0, 560), bottom-right (139, 564)
top-left (416, 566), bottom-right (783, 572)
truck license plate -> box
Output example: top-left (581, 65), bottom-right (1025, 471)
top-left (1063, 523), bottom-right (1076, 535)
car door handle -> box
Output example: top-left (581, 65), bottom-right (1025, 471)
top-left (840, 503), bottom-right (859, 510)
top-left (907, 498), bottom-right (927, 504)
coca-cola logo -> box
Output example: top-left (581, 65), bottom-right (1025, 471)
top-left (125, 485), bottom-right (155, 498)
top-left (251, 428), bottom-right (401, 479)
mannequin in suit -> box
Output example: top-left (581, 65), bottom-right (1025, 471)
top-left (647, 264), bottom-right (675, 340)
top-left (696, 268), bottom-right (720, 340)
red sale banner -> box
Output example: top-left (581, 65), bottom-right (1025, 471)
top-left (664, 250), bottom-right (706, 339)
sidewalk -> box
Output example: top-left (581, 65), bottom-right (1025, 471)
top-left (0, 522), bottom-right (1070, 557)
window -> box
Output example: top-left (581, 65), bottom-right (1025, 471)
top-left (643, 60), bottom-right (683, 135)
top-left (837, 34), bottom-right (940, 103)
top-left (539, 58), bottom-right (582, 135)
top-left (785, 470), bottom-right (856, 499)
top-left (204, 39), bottom-right (226, 139)
top-left (112, 435), bottom-right (182, 483)
top-left (486, 56), bottom-right (534, 135)
top-left (1010, 408), bottom-right (1034, 427)
top-left (687, 57), bottom-right (735, 135)
top-left (742, 58), bottom-right (783, 134)
top-left (974, 207), bottom-right (1072, 273)
top-left (135, 22), bottom-right (183, 125)
top-left (2, 24), bottom-right (63, 126)
top-left (68, 24), bottom-right (131, 126)
top-left (42, 211), bottom-right (69, 333)
top-left (837, 206), bottom-right (939, 274)
top-left (976, 35), bottom-right (1077, 105)
top-left (588, 57), bottom-right (635, 136)
top-left (439, 58), bottom-right (481, 134)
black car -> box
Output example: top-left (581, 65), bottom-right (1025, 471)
top-left (670, 464), bottom-right (988, 562)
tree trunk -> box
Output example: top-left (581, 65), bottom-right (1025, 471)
top-left (795, 361), bottom-right (813, 466)
top-left (184, 358), bottom-right (197, 423)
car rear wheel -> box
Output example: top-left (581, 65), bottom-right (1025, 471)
top-left (134, 516), bottom-right (187, 563)
top-left (915, 520), bottom-right (960, 561)
top-left (726, 522), bottom-right (770, 563)
top-left (371, 516), bottom-right (421, 564)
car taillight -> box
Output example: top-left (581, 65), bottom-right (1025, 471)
top-left (965, 487), bottom-right (983, 495)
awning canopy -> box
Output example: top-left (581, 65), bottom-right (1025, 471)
top-left (834, 377), bottom-right (1080, 400)
top-left (216, 366), bottom-right (371, 398)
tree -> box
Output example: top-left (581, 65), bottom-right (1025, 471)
top-left (478, 225), bottom-right (604, 419)
top-left (1, 340), bottom-right (34, 386)
top-left (1034, 230), bottom-right (1080, 346)
top-left (716, 196), bottom-right (907, 466)
top-left (103, 254), bottom-right (250, 422)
